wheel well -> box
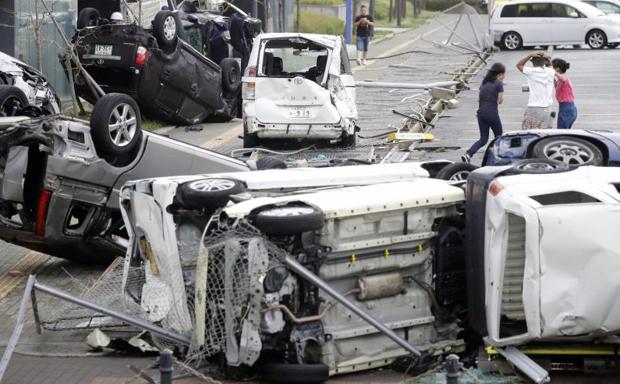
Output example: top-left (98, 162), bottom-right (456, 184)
top-left (502, 31), bottom-right (521, 40)
top-left (526, 135), bottom-right (609, 165)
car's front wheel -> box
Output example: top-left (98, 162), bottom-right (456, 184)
top-left (502, 31), bottom-right (522, 51)
top-left (220, 58), bottom-right (241, 95)
top-left (530, 137), bottom-right (603, 166)
top-left (436, 162), bottom-right (479, 181)
top-left (0, 86), bottom-right (28, 117)
top-left (586, 29), bottom-right (607, 49)
top-left (152, 11), bottom-right (180, 53)
top-left (177, 178), bottom-right (246, 210)
top-left (77, 7), bottom-right (100, 29)
top-left (253, 205), bottom-right (324, 236)
top-left (90, 93), bottom-right (142, 164)
top-left (510, 159), bottom-right (570, 174)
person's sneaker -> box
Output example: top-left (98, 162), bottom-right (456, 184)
top-left (461, 153), bottom-right (471, 163)
top-left (356, 59), bottom-right (362, 66)
top-left (362, 59), bottom-right (368, 65)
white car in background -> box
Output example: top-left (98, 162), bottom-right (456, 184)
top-left (490, 0), bottom-right (620, 49)
top-left (241, 33), bottom-right (358, 147)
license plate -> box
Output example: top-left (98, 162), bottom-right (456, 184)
top-left (289, 107), bottom-right (310, 118)
top-left (94, 45), bottom-right (113, 56)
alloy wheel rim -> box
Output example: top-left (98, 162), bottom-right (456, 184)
top-left (163, 16), bottom-right (176, 41)
top-left (108, 103), bottom-right (137, 147)
top-left (189, 179), bottom-right (236, 192)
top-left (449, 170), bottom-right (471, 181)
top-left (518, 162), bottom-right (557, 171)
top-left (505, 34), bottom-right (519, 50)
top-left (543, 141), bottom-right (594, 165)
top-left (589, 33), bottom-right (604, 48)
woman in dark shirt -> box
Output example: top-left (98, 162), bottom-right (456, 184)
top-left (462, 63), bottom-right (506, 163)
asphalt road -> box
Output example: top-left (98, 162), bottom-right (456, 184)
top-left (2, 13), bottom-right (620, 383)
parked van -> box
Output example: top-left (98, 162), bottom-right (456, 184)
top-left (490, 0), bottom-right (620, 49)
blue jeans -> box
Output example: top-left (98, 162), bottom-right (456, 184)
top-left (356, 36), bottom-right (369, 52)
top-left (467, 110), bottom-right (503, 157)
top-left (557, 102), bottom-right (577, 129)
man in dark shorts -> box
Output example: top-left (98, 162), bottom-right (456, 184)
top-left (354, 4), bottom-right (374, 66)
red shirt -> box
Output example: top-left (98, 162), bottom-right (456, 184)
top-left (555, 76), bottom-right (575, 103)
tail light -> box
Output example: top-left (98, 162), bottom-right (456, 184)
top-left (242, 65), bottom-right (256, 100)
top-left (489, 181), bottom-right (504, 197)
top-left (135, 45), bottom-right (148, 67)
top-left (35, 189), bottom-right (52, 237)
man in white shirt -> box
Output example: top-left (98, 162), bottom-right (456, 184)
top-left (516, 51), bottom-right (555, 129)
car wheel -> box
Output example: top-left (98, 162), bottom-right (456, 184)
top-left (253, 205), bottom-right (324, 236)
top-left (531, 137), bottom-right (603, 166)
top-left (510, 159), bottom-right (570, 174)
top-left (436, 162), bottom-right (479, 181)
top-left (502, 32), bottom-right (522, 51)
top-left (608, 43), bottom-right (619, 48)
top-left (0, 86), bottom-right (28, 117)
top-left (90, 93), bottom-right (142, 161)
top-left (77, 7), bottom-right (100, 29)
top-left (256, 156), bottom-right (287, 170)
top-left (220, 58), bottom-right (241, 94)
top-left (243, 122), bottom-right (260, 148)
top-left (260, 363), bottom-right (329, 383)
top-left (586, 29), bottom-right (607, 49)
top-left (340, 132), bottom-right (357, 148)
top-left (152, 11), bottom-right (180, 53)
top-left (177, 178), bottom-right (246, 210)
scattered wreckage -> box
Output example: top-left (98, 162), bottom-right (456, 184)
top-left (70, 2), bottom-right (260, 124)
top-left (0, 52), bottom-right (61, 116)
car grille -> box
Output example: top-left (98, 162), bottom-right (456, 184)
top-left (501, 213), bottom-right (526, 321)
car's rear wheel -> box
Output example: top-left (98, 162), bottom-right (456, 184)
top-left (510, 159), bottom-right (570, 174)
top-left (436, 162), bottom-right (479, 181)
top-left (340, 132), bottom-right (357, 148)
top-left (220, 58), bottom-right (241, 94)
top-left (586, 29), bottom-right (607, 49)
top-left (530, 137), bottom-right (603, 166)
top-left (77, 7), bottom-right (100, 29)
top-left (502, 32), bottom-right (522, 51)
top-left (243, 122), bottom-right (260, 148)
top-left (90, 93), bottom-right (142, 162)
top-left (0, 86), bottom-right (28, 117)
top-left (177, 178), bottom-right (245, 210)
top-left (608, 43), bottom-right (619, 48)
top-left (152, 11), bottom-right (180, 53)
top-left (253, 205), bottom-right (324, 236)
top-left (256, 156), bottom-right (287, 170)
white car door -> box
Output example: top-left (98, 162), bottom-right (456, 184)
top-left (326, 37), bottom-right (358, 121)
top-left (514, 3), bottom-right (553, 45)
top-left (550, 3), bottom-right (588, 43)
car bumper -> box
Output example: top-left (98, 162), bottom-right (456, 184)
top-left (245, 117), bottom-right (352, 140)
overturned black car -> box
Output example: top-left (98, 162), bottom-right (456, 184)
top-left (68, 2), bottom-right (260, 124)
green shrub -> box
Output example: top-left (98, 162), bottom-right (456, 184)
top-left (299, 11), bottom-right (345, 35)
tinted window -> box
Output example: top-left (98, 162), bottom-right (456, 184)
top-left (552, 3), bottom-right (581, 17)
top-left (502, 3), bottom-right (552, 17)
top-left (529, 3), bottom-right (551, 17)
top-left (501, 4), bottom-right (518, 17)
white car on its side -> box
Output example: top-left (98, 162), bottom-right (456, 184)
top-left (490, 0), bottom-right (620, 49)
top-left (241, 33), bottom-right (358, 147)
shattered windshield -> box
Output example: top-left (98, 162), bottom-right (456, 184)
top-left (260, 38), bottom-right (330, 78)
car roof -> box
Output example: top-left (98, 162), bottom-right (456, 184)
top-left (257, 33), bottom-right (339, 48)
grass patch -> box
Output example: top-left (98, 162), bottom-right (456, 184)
top-left (374, 8), bottom-right (438, 29)
top-left (299, 11), bottom-right (345, 35)
top-left (141, 118), bottom-right (167, 131)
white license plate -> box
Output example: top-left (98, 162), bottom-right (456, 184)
top-left (94, 45), bottom-right (113, 56)
top-left (288, 107), bottom-right (310, 118)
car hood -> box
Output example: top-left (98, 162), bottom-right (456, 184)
top-left (0, 51), bottom-right (27, 75)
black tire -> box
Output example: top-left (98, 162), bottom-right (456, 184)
top-left (77, 7), bottom-right (101, 29)
top-left (608, 43), bottom-right (619, 48)
top-left (220, 58), bottom-right (241, 94)
top-left (340, 132), bottom-right (357, 148)
top-left (152, 11), bottom-right (180, 53)
top-left (436, 162), bottom-right (479, 181)
top-left (586, 29), bottom-right (607, 49)
top-left (260, 363), bottom-right (329, 383)
top-left (510, 158), bottom-right (570, 174)
top-left (253, 205), bottom-right (324, 236)
top-left (501, 31), bottom-right (522, 51)
top-left (0, 86), bottom-right (28, 117)
top-left (90, 93), bottom-right (142, 160)
top-left (530, 136), bottom-right (603, 167)
top-left (243, 122), bottom-right (260, 148)
top-left (256, 156), bottom-right (287, 170)
top-left (177, 178), bottom-right (246, 210)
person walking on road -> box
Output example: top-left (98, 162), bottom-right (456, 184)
top-left (517, 51), bottom-right (555, 129)
top-left (354, 4), bottom-right (374, 66)
top-left (461, 62), bottom-right (506, 163)
top-left (552, 58), bottom-right (577, 128)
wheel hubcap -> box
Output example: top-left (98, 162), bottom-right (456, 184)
top-left (163, 16), bottom-right (176, 41)
top-left (519, 162), bottom-right (556, 171)
top-left (260, 206), bottom-right (315, 217)
top-left (189, 179), bottom-right (236, 192)
top-left (590, 33), bottom-right (603, 48)
top-left (0, 96), bottom-right (23, 117)
top-left (108, 103), bottom-right (137, 147)
top-left (450, 170), bottom-right (471, 181)
top-left (543, 141), bottom-right (594, 165)
top-left (505, 34), bottom-right (519, 49)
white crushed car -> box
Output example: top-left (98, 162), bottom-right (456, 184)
top-left (0, 51), bottom-right (61, 116)
top-left (241, 33), bottom-right (358, 147)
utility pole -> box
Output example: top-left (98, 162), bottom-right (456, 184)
top-left (369, 0), bottom-right (376, 19)
top-left (396, 0), bottom-right (402, 26)
top-left (345, 0), bottom-right (353, 44)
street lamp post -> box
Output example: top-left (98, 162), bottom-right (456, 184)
top-left (345, 0), bottom-right (353, 44)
